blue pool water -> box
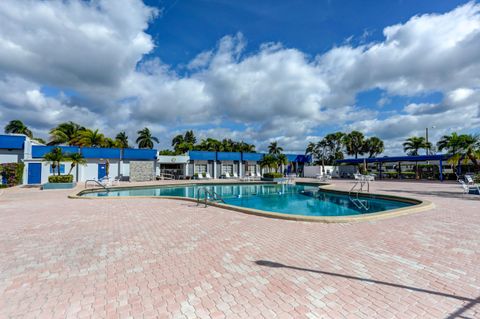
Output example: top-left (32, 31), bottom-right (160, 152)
top-left (82, 183), bottom-right (413, 217)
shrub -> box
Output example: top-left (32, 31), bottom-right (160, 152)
top-left (48, 175), bottom-right (73, 183)
top-left (0, 163), bottom-right (24, 186)
top-left (474, 174), bottom-right (480, 183)
top-left (263, 172), bottom-right (284, 178)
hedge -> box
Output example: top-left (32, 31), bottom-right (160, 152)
top-left (0, 163), bottom-right (25, 187)
top-left (48, 175), bottom-right (74, 183)
top-left (263, 172), bottom-right (284, 178)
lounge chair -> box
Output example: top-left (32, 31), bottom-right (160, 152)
top-left (256, 172), bottom-right (262, 179)
top-left (224, 172), bottom-right (231, 179)
top-left (205, 172), bottom-right (212, 179)
top-left (233, 172), bottom-right (239, 179)
top-left (459, 180), bottom-right (480, 196)
top-left (196, 173), bottom-right (204, 180)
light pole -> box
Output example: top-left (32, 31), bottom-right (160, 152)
top-left (425, 126), bottom-right (436, 155)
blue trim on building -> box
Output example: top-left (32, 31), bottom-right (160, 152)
top-left (0, 135), bottom-right (25, 149)
top-left (123, 148), bottom-right (157, 160)
top-left (188, 151), bottom-right (216, 160)
top-left (81, 147), bottom-right (121, 159)
top-left (336, 154), bottom-right (450, 164)
top-left (242, 153), bottom-right (263, 161)
top-left (32, 145), bottom-right (80, 158)
top-left (216, 152), bottom-right (241, 161)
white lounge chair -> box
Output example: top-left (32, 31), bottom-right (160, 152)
top-left (256, 172), bottom-right (262, 179)
top-left (196, 173), bottom-right (204, 180)
top-left (233, 172), bottom-right (239, 179)
top-left (224, 172), bottom-right (231, 179)
top-left (205, 172), bottom-right (212, 179)
top-left (459, 180), bottom-right (480, 196)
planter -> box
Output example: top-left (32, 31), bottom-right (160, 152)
top-left (42, 182), bottom-right (77, 190)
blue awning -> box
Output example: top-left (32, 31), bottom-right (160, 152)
top-left (336, 154), bottom-right (450, 164)
top-left (32, 145), bottom-right (80, 158)
top-left (81, 147), bottom-right (121, 159)
top-left (286, 154), bottom-right (311, 163)
top-left (217, 152), bottom-right (241, 161)
top-left (188, 151), bottom-right (216, 160)
top-left (0, 135), bottom-right (25, 150)
top-left (242, 153), bottom-right (263, 161)
top-left (123, 148), bottom-right (157, 160)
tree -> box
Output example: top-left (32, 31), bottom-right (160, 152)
top-left (115, 132), bottom-right (129, 148)
top-left (438, 133), bottom-right (480, 170)
top-left (276, 154), bottom-right (288, 173)
top-left (43, 147), bottom-right (65, 176)
top-left (48, 121), bottom-right (85, 146)
top-left (4, 120), bottom-right (33, 138)
top-left (66, 152), bottom-right (87, 175)
top-left (76, 129), bottom-right (105, 147)
top-left (403, 136), bottom-right (431, 156)
top-left (136, 127), bottom-right (159, 149)
top-left (343, 131), bottom-right (365, 159)
top-left (364, 137), bottom-right (384, 158)
top-left (184, 130), bottom-right (196, 144)
top-left (324, 132), bottom-right (346, 161)
top-left (259, 154), bottom-right (278, 172)
top-left (268, 141), bottom-right (283, 155)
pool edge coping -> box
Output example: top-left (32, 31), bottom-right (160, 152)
top-left (68, 181), bottom-right (435, 223)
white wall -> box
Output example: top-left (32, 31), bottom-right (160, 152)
top-left (304, 165), bottom-right (338, 177)
top-left (0, 152), bottom-right (21, 163)
top-left (79, 160), bottom-right (120, 181)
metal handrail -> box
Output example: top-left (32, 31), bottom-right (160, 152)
top-left (158, 172), bottom-right (176, 180)
top-left (348, 178), bottom-right (370, 211)
top-left (85, 179), bottom-right (108, 191)
top-left (196, 187), bottom-right (225, 207)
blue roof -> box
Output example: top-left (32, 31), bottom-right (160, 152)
top-left (188, 151), bottom-right (216, 160)
top-left (0, 135), bottom-right (25, 149)
top-left (242, 153), bottom-right (263, 161)
top-left (123, 148), bottom-right (157, 160)
top-left (32, 145), bottom-right (80, 158)
top-left (336, 154), bottom-right (451, 164)
top-left (81, 147), bottom-right (121, 159)
top-left (217, 152), bottom-right (241, 161)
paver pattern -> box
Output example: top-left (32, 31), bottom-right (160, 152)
top-left (0, 180), bottom-right (479, 318)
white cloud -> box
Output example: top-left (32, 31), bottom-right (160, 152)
top-left (0, 1), bottom-right (479, 153)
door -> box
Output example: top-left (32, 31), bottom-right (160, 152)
top-left (98, 163), bottom-right (107, 180)
top-left (28, 163), bottom-right (42, 184)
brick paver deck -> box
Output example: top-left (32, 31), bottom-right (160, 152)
top-left (0, 180), bottom-right (479, 318)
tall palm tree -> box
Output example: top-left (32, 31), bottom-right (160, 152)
top-left (268, 141), bottom-right (283, 155)
top-left (438, 133), bottom-right (480, 170)
top-left (259, 154), bottom-right (278, 172)
top-left (364, 137), bottom-right (385, 158)
top-left (4, 120), bottom-right (33, 137)
top-left (48, 121), bottom-right (85, 146)
top-left (403, 136), bottom-right (430, 156)
top-left (276, 154), bottom-right (288, 173)
top-left (115, 132), bottom-right (129, 148)
top-left (76, 129), bottom-right (105, 147)
top-left (136, 128), bottom-right (159, 149)
top-left (184, 130), bottom-right (196, 144)
top-left (343, 131), bottom-right (365, 159)
top-left (324, 132), bottom-right (345, 161)
top-left (305, 142), bottom-right (318, 157)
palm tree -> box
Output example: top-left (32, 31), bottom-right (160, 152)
top-left (324, 132), bottom-right (345, 161)
top-left (115, 132), bottom-right (129, 148)
top-left (403, 136), bottom-right (430, 156)
top-left (305, 142), bottom-right (318, 157)
top-left (184, 130), bottom-right (196, 144)
top-left (136, 127), bottom-right (159, 149)
top-left (4, 120), bottom-right (33, 138)
top-left (259, 154), bottom-right (278, 172)
top-left (76, 129), bottom-right (105, 147)
top-left (172, 134), bottom-right (185, 149)
top-left (438, 133), bottom-right (480, 170)
top-left (48, 121), bottom-right (85, 146)
top-left (268, 141), bottom-right (283, 155)
top-left (276, 154), bottom-right (288, 173)
top-left (66, 152), bottom-right (87, 175)
top-left (43, 147), bottom-right (65, 176)
top-left (343, 131), bottom-right (365, 159)
top-left (364, 137), bottom-right (385, 158)
top-left (102, 137), bottom-right (116, 148)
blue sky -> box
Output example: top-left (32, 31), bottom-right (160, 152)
top-left (0, 0), bottom-right (479, 154)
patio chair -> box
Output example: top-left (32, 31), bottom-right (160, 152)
top-left (196, 173), bottom-right (204, 180)
top-left (205, 172), bottom-right (213, 179)
top-left (465, 175), bottom-right (477, 186)
top-left (224, 172), bottom-right (231, 179)
top-left (233, 172), bottom-right (239, 179)
top-left (256, 172), bottom-right (262, 179)
top-left (459, 180), bottom-right (480, 196)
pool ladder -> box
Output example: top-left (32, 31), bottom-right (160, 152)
top-left (348, 179), bottom-right (370, 211)
top-left (196, 187), bottom-right (225, 207)
top-left (85, 179), bottom-right (109, 191)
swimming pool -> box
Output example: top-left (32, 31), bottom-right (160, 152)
top-left (79, 183), bottom-right (417, 218)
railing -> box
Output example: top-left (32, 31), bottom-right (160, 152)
top-left (158, 173), bottom-right (176, 180)
top-left (85, 179), bottom-right (109, 191)
top-left (348, 175), bottom-right (371, 211)
top-left (196, 187), bottom-right (225, 207)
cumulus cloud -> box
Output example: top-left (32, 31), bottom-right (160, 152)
top-left (0, 0), bottom-right (479, 153)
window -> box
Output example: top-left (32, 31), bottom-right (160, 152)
top-left (50, 164), bottom-right (65, 174)
top-left (195, 164), bottom-right (207, 174)
top-left (247, 165), bottom-right (256, 174)
top-left (222, 164), bottom-right (233, 175)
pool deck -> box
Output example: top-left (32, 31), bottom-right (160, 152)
top-left (0, 179), bottom-right (479, 318)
